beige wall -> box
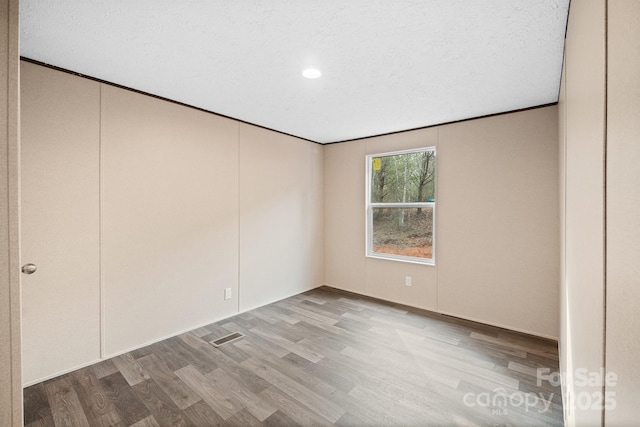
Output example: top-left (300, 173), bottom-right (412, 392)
top-left (558, 35), bottom-right (570, 422)
top-left (324, 106), bottom-right (560, 338)
top-left (239, 124), bottom-right (323, 312)
top-left (20, 62), bottom-right (323, 384)
top-left (101, 85), bottom-right (241, 355)
top-left (606, 1), bottom-right (640, 424)
top-left (558, 42), bottom-right (569, 425)
top-left (324, 140), bottom-right (368, 296)
top-left (21, 62), bottom-right (102, 384)
top-left (0, 0), bottom-right (21, 424)
top-left (438, 109), bottom-right (559, 336)
top-left (560, 1), bottom-right (640, 424)
top-left (559, 1), bottom-right (607, 425)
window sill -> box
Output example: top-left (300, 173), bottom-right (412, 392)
top-left (366, 254), bottom-right (435, 266)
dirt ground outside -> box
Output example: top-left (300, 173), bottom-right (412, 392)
top-left (372, 207), bottom-right (433, 259)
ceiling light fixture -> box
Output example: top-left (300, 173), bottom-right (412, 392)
top-left (302, 68), bottom-right (322, 79)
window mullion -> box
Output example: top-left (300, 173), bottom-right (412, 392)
top-left (369, 202), bottom-right (434, 208)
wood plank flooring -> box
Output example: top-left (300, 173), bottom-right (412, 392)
top-left (24, 286), bottom-right (564, 426)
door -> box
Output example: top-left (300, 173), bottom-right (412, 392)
top-left (20, 62), bottom-right (101, 385)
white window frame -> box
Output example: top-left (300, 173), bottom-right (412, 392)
top-left (365, 147), bottom-right (436, 265)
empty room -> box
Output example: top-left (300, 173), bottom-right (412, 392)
top-left (1, 1), bottom-right (639, 426)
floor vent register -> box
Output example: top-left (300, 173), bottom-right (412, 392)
top-left (210, 332), bottom-right (244, 347)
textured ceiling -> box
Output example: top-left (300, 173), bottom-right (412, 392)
top-left (20, 1), bottom-right (569, 143)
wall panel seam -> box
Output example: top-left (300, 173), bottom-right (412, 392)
top-left (237, 123), bottom-right (241, 314)
top-left (601, 1), bottom-right (608, 426)
top-left (99, 83), bottom-right (105, 359)
top-left (435, 126), bottom-right (439, 312)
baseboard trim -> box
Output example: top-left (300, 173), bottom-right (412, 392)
top-left (23, 283), bottom-right (325, 388)
top-left (320, 284), bottom-right (559, 343)
top-left (22, 357), bottom-right (104, 388)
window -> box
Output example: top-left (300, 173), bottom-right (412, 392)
top-left (366, 147), bottom-right (436, 264)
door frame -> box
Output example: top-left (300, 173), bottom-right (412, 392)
top-left (0, 0), bottom-right (22, 425)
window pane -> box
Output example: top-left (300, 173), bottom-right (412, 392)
top-left (371, 151), bottom-right (435, 203)
top-left (372, 207), bottom-right (433, 259)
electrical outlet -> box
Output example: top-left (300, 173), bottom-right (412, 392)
top-left (224, 288), bottom-right (232, 300)
top-left (405, 276), bottom-right (412, 286)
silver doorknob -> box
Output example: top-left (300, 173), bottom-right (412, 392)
top-left (21, 263), bottom-right (37, 275)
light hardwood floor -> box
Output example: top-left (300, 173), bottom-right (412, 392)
top-left (24, 286), bottom-right (563, 426)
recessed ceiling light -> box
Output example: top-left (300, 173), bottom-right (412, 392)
top-left (302, 68), bottom-right (322, 79)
